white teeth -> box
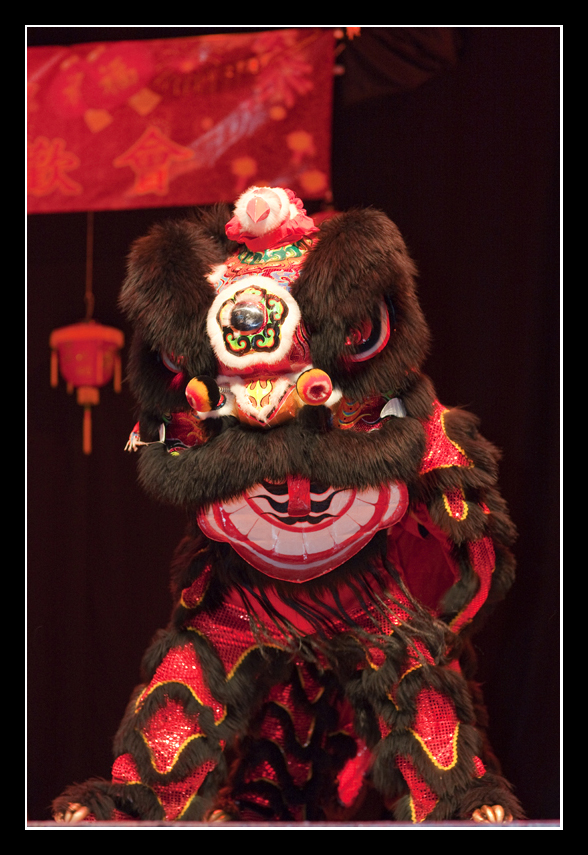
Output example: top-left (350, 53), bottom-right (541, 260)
top-left (331, 514), bottom-right (361, 541)
top-left (355, 487), bottom-right (380, 505)
top-left (227, 503), bottom-right (258, 536)
top-left (380, 397), bottom-right (406, 419)
top-left (381, 484), bottom-right (407, 526)
top-left (247, 517), bottom-right (279, 551)
top-left (304, 525), bottom-right (335, 555)
top-left (275, 529), bottom-right (305, 556)
top-left (346, 498), bottom-right (377, 527)
top-left (326, 490), bottom-right (350, 516)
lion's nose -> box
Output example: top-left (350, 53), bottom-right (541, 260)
top-left (230, 301), bottom-right (266, 332)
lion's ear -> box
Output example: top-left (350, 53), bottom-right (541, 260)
top-left (292, 209), bottom-right (430, 398)
top-left (119, 206), bottom-right (236, 412)
top-left (119, 219), bottom-right (216, 359)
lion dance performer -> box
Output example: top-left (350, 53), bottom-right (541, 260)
top-left (54, 187), bottom-right (523, 824)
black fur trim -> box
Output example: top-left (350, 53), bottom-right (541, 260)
top-left (136, 408), bottom-right (426, 511)
top-left (52, 779), bottom-right (165, 821)
top-left (393, 770), bottom-right (525, 822)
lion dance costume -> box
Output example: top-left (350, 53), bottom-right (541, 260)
top-left (54, 187), bottom-right (524, 823)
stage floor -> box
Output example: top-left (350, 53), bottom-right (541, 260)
top-left (27, 819), bottom-right (561, 830)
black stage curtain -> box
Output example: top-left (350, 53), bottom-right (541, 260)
top-left (27, 26), bottom-right (560, 822)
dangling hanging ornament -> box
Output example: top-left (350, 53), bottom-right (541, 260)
top-left (49, 212), bottom-right (124, 454)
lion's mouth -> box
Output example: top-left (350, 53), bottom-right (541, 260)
top-left (198, 478), bottom-right (408, 582)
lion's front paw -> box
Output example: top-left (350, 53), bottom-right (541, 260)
top-left (472, 804), bottom-right (513, 823)
top-left (54, 802), bottom-right (90, 823)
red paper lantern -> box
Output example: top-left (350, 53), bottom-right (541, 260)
top-left (50, 319), bottom-right (124, 454)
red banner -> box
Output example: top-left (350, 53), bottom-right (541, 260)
top-left (27, 29), bottom-right (334, 214)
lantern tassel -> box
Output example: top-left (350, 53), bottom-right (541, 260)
top-left (83, 405), bottom-right (92, 455)
top-left (77, 386), bottom-right (99, 455)
top-left (114, 353), bottom-right (122, 393)
top-left (50, 349), bottom-right (59, 387)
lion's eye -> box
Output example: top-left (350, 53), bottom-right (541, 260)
top-left (160, 351), bottom-right (185, 373)
top-left (346, 319), bottom-right (373, 347)
top-left (344, 300), bottom-right (394, 362)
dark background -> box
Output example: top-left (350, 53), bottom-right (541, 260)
top-left (27, 26), bottom-right (560, 822)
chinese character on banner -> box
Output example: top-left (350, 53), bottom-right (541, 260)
top-left (27, 29), bottom-right (334, 213)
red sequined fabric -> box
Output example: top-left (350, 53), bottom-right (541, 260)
top-left (140, 699), bottom-right (204, 774)
top-left (386, 637), bottom-right (436, 706)
top-left (188, 601), bottom-right (277, 675)
top-left (180, 563), bottom-right (213, 609)
top-left (295, 659), bottom-right (325, 704)
top-left (153, 762), bottom-right (218, 820)
top-left (396, 749), bottom-right (487, 822)
top-left (203, 569), bottom-right (414, 654)
top-left (450, 537), bottom-right (495, 633)
top-left (337, 739), bottom-right (372, 807)
top-left (442, 486), bottom-right (469, 521)
top-left (419, 401), bottom-right (474, 473)
top-left (112, 752), bottom-right (218, 820)
top-left (104, 558), bottom-right (491, 820)
top-left (396, 755), bottom-right (439, 822)
top-left (126, 639), bottom-right (228, 818)
top-left (251, 747), bottom-right (312, 791)
top-left (410, 688), bottom-right (459, 770)
top-left (136, 642), bottom-right (226, 725)
top-left (267, 681), bottom-right (315, 748)
top-left (112, 752), bottom-right (141, 784)
top-left (473, 754), bottom-right (487, 778)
